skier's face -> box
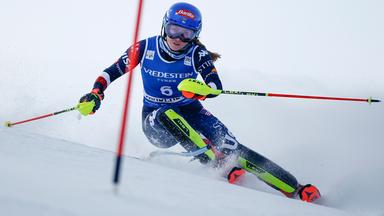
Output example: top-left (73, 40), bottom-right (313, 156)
top-left (166, 36), bottom-right (188, 51)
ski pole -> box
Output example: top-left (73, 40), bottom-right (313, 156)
top-left (4, 106), bottom-right (77, 127)
top-left (178, 79), bottom-right (381, 104)
top-left (221, 90), bottom-right (381, 104)
top-left (4, 101), bottom-right (95, 127)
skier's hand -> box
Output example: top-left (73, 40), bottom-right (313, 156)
top-left (178, 78), bottom-right (222, 100)
top-left (77, 89), bottom-right (104, 116)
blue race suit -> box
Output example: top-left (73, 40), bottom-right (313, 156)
top-left (92, 36), bottom-right (239, 151)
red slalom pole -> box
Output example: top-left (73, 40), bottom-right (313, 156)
top-left (113, 0), bottom-right (144, 188)
top-left (221, 90), bottom-right (381, 104)
top-left (267, 93), bottom-right (379, 103)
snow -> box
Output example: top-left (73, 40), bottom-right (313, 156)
top-left (0, 129), bottom-right (351, 216)
top-left (1, 0), bottom-right (384, 215)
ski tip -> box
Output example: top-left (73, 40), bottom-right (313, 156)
top-left (227, 167), bottom-right (246, 184)
top-left (298, 184), bottom-right (321, 203)
top-left (4, 121), bottom-right (12, 128)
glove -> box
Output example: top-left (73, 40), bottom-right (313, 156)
top-left (78, 89), bottom-right (104, 116)
top-left (178, 78), bottom-right (221, 101)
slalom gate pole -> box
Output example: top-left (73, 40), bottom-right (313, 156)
top-left (113, 0), bottom-right (144, 190)
top-left (221, 90), bottom-right (381, 104)
top-left (4, 106), bottom-right (78, 127)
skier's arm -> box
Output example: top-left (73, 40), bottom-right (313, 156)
top-left (193, 46), bottom-right (222, 98)
top-left (93, 40), bottom-right (146, 93)
top-left (78, 40), bottom-right (146, 116)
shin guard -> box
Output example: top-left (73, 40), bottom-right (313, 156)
top-left (158, 109), bottom-right (216, 164)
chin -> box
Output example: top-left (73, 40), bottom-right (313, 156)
top-left (170, 46), bottom-right (182, 52)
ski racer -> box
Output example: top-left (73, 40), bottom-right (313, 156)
top-left (78, 2), bottom-right (321, 202)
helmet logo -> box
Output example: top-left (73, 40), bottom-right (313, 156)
top-left (176, 9), bottom-right (195, 19)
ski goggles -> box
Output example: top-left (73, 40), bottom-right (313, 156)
top-left (164, 24), bottom-right (197, 43)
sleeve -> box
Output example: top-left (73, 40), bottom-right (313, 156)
top-left (92, 39), bottom-right (146, 93)
top-left (193, 46), bottom-right (223, 98)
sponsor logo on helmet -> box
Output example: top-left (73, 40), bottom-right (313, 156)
top-left (176, 9), bottom-right (195, 19)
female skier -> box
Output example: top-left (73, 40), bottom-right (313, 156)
top-left (78, 2), bottom-right (320, 202)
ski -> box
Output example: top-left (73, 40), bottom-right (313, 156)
top-left (149, 146), bottom-right (209, 158)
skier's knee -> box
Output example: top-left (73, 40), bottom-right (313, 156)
top-left (208, 119), bottom-right (240, 155)
top-left (143, 107), bottom-right (178, 148)
top-left (221, 131), bottom-right (240, 153)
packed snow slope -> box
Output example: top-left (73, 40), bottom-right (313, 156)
top-left (0, 128), bottom-right (352, 216)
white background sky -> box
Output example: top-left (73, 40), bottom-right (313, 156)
top-left (1, 0), bottom-right (384, 214)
